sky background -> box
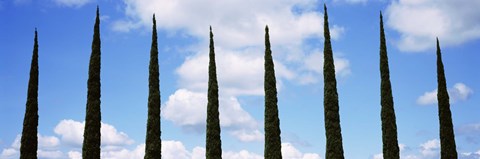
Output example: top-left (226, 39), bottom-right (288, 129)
top-left (0, 0), bottom-right (479, 158)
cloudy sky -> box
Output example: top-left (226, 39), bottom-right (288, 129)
top-left (1, 0), bottom-right (479, 158)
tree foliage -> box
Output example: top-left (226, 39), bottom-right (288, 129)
top-left (264, 26), bottom-right (283, 159)
top-left (436, 38), bottom-right (458, 159)
top-left (82, 6), bottom-right (102, 158)
top-left (323, 4), bottom-right (345, 159)
top-left (206, 26), bottom-right (222, 159)
top-left (20, 29), bottom-right (39, 159)
top-left (144, 14), bottom-right (162, 159)
top-left (379, 12), bottom-right (400, 159)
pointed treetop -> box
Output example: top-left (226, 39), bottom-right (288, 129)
top-left (210, 25), bottom-right (212, 31)
top-left (152, 14), bottom-right (156, 26)
top-left (265, 25), bottom-right (269, 32)
top-left (380, 11), bottom-right (383, 20)
top-left (96, 5), bottom-right (99, 15)
top-left (324, 3), bottom-right (327, 14)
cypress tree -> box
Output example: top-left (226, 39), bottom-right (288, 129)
top-left (379, 12), bottom-right (400, 159)
top-left (82, 6), bottom-right (102, 158)
top-left (322, 4), bottom-right (344, 159)
top-left (206, 26), bottom-right (222, 159)
top-left (20, 29), bottom-right (39, 159)
top-left (144, 14), bottom-right (162, 159)
top-left (264, 26), bottom-right (282, 159)
top-left (436, 38), bottom-right (458, 158)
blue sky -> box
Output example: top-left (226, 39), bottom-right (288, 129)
top-left (0, 0), bottom-right (479, 158)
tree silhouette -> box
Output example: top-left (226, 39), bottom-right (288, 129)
top-left (379, 12), bottom-right (400, 159)
top-left (436, 38), bottom-right (458, 159)
top-left (82, 6), bottom-right (102, 158)
top-left (144, 14), bottom-right (162, 159)
top-left (20, 29), bottom-right (39, 159)
top-left (264, 26), bottom-right (283, 159)
top-left (206, 26), bottom-right (222, 159)
top-left (323, 4), bottom-right (345, 159)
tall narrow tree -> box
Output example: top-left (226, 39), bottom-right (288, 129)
top-left (379, 12), bottom-right (400, 159)
top-left (144, 14), bottom-right (161, 159)
top-left (264, 26), bottom-right (282, 159)
top-left (323, 4), bottom-right (344, 159)
top-left (82, 6), bottom-right (102, 158)
top-left (206, 26), bottom-right (222, 159)
top-left (436, 38), bottom-right (458, 158)
top-left (20, 29), bottom-right (39, 159)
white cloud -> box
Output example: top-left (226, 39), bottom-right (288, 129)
top-left (162, 89), bottom-right (206, 127)
top-left (101, 144), bottom-right (145, 159)
top-left (101, 123), bottom-right (135, 146)
top-left (162, 89), bottom-right (262, 142)
top-left (11, 135), bottom-right (21, 149)
top-left (417, 82), bottom-right (473, 105)
top-left (54, 119), bottom-right (84, 146)
top-left (38, 134), bottom-right (61, 149)
top-left (54, 119), bottom-right (134, 147)
top-left (419, 139), bottom-right (440, 158)
top-left (416, 89), bottom-right (438, 105)
top-left (450, 83), bottom-right (474, 102)
top-left (0, 148), bottom-right (17, 159)
top-left (117, 0), bottom-right (350, 88)
top-left (223, 150), bottom-right (263, 159)
top-left (116, 0), bottom-right (344, 45)
top-left (460, 150), bottom-right (480, 158)
top-left (68, 151), bottom-right (82, 159)
top-left (162, 141), bottom-right (191, 159)
top-left (53, 0), bottom-right (92, 8)
top-left (282, 143), bottom-right (322, 159)
top-left (373, 153), bottom-right (383, 159)
top-left (37, 150), bottom-right (64, 158)
top-left (386, 0), bottom-right (480, 52)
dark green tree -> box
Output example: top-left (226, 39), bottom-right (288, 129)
top-left (82, 6), bottom-right (102, 158)
top-left (322, 4), bottom-right (344, 159)
top-left (264, 26), bottom-right (282, 159)
top-left (144, 14), bottom-right (162, 159)
top-left (379, 12), bottom-right (400, 159)
top-left (436, 38), bottom-right (458, 159)
top-left (20, 29), bottom-right (39, 159)
top-left (206, 26), bottom-right (222, 159)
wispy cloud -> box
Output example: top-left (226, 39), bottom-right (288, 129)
top-left (53, 0), bottom-right (93, 8)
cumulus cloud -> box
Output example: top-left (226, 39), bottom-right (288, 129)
top-left (53, 0), bottom-right (92, 8)
top-left (417, 83), bottom-right (473, 105)
top-left (54, 119), bottom-right (134, 147)
top-left (115, 0), bottom-right (344, 45)
top-left (282, 143), bottom-right (322, 159)
top-left (1, 134), bottom-right (62, 158)
top-left (419, 139), bottom-right (440, 158)
top-left (68, 151), bottom-right (82, 159)
top-left (54, 119), bottom-right (84, 146)
top-left (38, 134), bottom-right (61, 149)
top-left (0, 148), bottom-right (17, 159)
top-left (162, 89), bottom-right (262, 142)
top-left (38, 150), bottom-right (64, 158)
top-left (385, 0), bottom-right (480, 52)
